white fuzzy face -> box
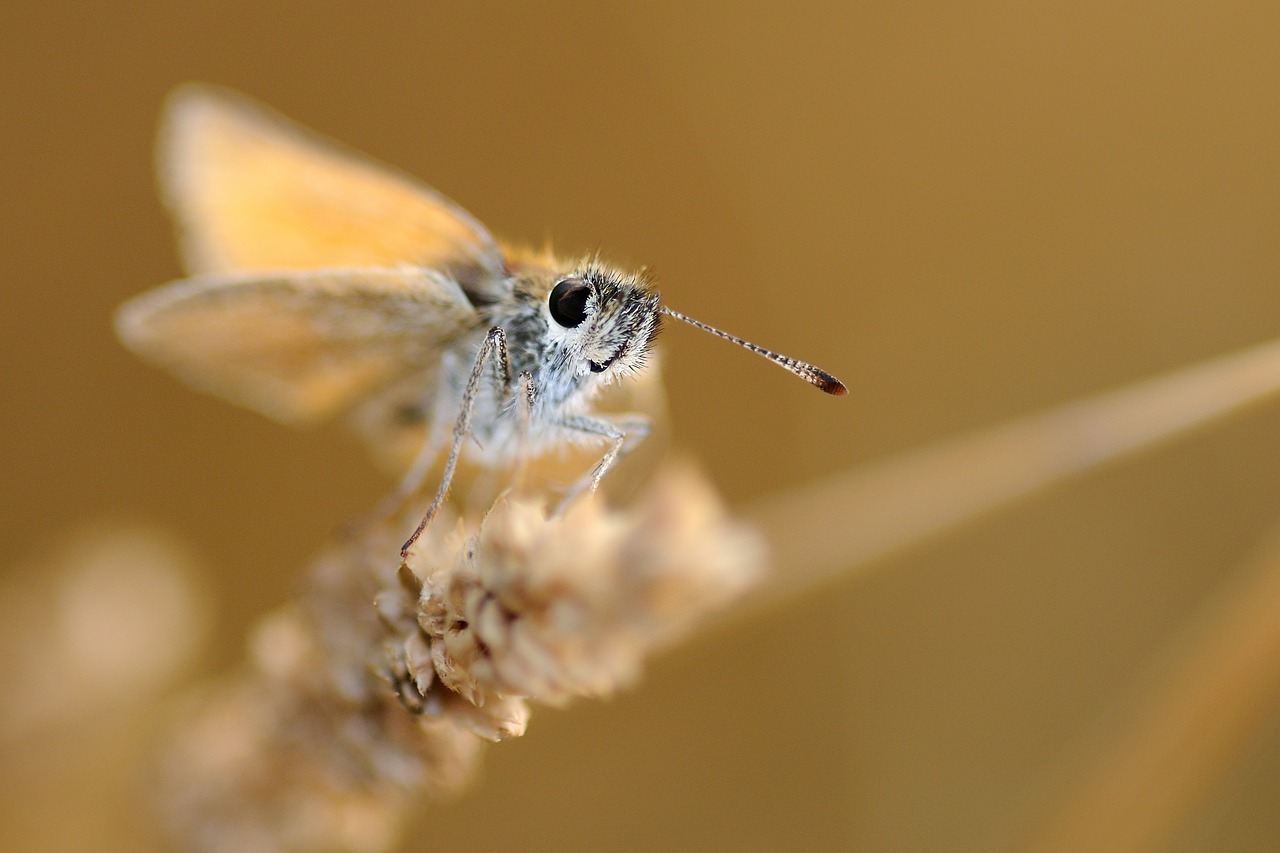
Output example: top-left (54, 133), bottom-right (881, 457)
top-left (540, 264), bottom-right (661, 385)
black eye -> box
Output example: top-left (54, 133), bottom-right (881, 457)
top-left (548, 279), bottom-right (590, 328)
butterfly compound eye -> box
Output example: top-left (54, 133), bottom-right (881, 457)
top-left (548, 279), bottom-right (590, 328)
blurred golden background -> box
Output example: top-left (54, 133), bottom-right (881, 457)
top-left (3, 2), bottom-right (1280, 851)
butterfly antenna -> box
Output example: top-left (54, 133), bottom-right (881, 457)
top-left (659, 306), bottom-right (847, 395)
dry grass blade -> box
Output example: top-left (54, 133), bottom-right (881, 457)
top-left (743, 336), bottom-right (1280, 614)
top-left (1013, 519), bottom-right (1280, 853)
top-left (149, 333), bottom-right (1280, 852)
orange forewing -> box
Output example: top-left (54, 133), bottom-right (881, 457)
top-left (160, 85), bottom-right (505, 289)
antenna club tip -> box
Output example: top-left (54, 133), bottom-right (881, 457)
top-left (813, 372), bottom-right (848, 396)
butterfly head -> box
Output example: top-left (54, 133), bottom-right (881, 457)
top-left (543, 263), bottom-right (661, 381)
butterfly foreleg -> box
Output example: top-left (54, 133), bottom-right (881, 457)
top-left (513, 369), bottom-right (536, 455)
top-left (400, 325), bottom-right (511, 557)
top-left (483, 369), bottom-right (541, 503)
top-left (491, 331), bottom-right (514, 404)
top-left (554, 413), bottom-right (651, 514)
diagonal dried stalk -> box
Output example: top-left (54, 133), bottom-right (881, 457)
top-left (1011, 519), bottom-right (1280, 853)
top-left (743, 335), bottom-right (1280, 617)
top-left (155, 333), bottom-right (1280, 853)
top-left (158, 464), bottom-right (762, 853)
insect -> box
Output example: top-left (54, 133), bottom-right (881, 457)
top-left (116, 86), bottom-right (846, 555)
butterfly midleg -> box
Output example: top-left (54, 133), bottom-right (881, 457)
top-left (554, 413), bottom-right (651, 514)
top-left (464, 367), bottom-right (538, 508)
top-left (511, 370), bottom-right (537, 491)
top-left (400, 326), bottom-right (512, 557)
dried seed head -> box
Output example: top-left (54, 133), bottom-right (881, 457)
top-left (158, 463), bottom-right (762, 853)
top-left (412, 464), bottom-right (765, 705)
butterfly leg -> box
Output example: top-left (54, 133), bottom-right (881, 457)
top-left (518, 369), bottom-right (536, 422)
top-left (511, 370), bottom-right (537, 489)
top-left (401, 326), bottom-right (511, 557)
top-left (554, 413), bottom-right (651, 514)
top-left (492, 334), bottom-right (515, 402)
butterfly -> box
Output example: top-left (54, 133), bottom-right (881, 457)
top-left (115, 86), bottom-right (845, 554)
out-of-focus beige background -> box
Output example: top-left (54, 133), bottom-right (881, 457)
top-left (4, 3), bottom-right (1280, 851)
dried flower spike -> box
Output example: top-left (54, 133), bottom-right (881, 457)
top-left (409, 464), bottom-right (764, 706)
top-left (159, 463), bottom-right (763, 853)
